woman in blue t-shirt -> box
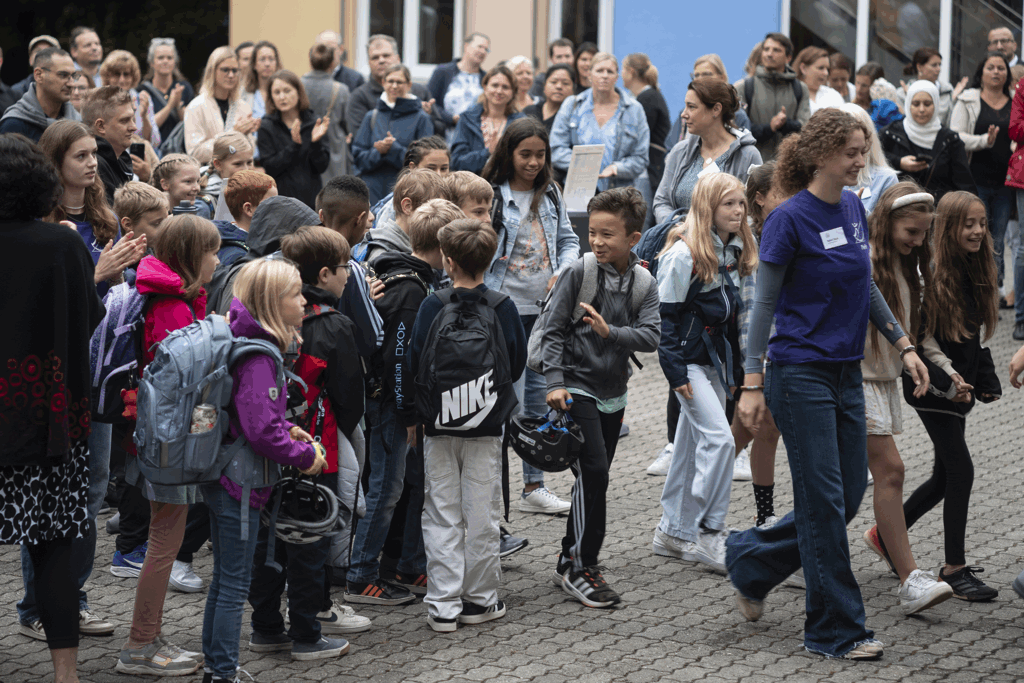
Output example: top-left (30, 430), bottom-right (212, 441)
top-left (725, 109), bottom-right (929, 661)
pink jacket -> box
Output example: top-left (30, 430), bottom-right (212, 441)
top-left (136, 255), bottom-right (206, 369)
top-left (1005, 84), bottom-right (1024, 189)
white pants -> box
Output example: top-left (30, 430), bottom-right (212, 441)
top-left (658, 364), bottom-right (735, 542)
top-left (422, 435), bottom-right (502, 619)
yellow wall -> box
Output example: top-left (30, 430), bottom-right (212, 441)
top-left (468, 0), bottom-right (536, 71)
top-left (229, 0), bottom-right (341, 76)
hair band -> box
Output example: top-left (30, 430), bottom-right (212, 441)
top-left (228, 145), bottom-right (237, 155)
top-left (891, 192), bottom-right (934, 210)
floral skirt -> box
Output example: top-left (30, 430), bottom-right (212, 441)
top-left (0, 439), bottom-right (89, 545)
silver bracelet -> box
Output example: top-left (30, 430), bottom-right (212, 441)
top-left (899, 345), bottom-right (917, 361)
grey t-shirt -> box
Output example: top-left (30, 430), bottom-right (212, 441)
top-left (502, 189), bottom-right (554, 315)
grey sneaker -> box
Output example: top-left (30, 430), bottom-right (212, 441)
top-left (248, 631), bottom-right (291, 652)
top-left (19, 619), bottom-right (45, 641)
top-left (840, 638), bottom-right (884, 660)
top-left (79, 609), bottom-right (116, 636)
top-left (291, 636), bottom-right (349, 661)
top-left (114, 641), bottom-right (201, 676)
top-left (155, 636), bottom-right (203, 663)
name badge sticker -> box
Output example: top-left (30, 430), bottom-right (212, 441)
top-left (820, 227), bottom-right (848, 250)
top-left (697, 161), bottom-right (720, 178)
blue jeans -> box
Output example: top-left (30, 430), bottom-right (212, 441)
top-left (201, 483), bottom-right (261, 679)
top-left (18, 422), bottom-right (111, 623)
top-left (348, 397), bottom-right (409, 584)
top-left (396, 444), bottom-right (427, 576)
top-left (977, 185), bottom-right (1012, 286)
top-left (725, 362), bottom-right (872, 658)
top-left (515, 314), bottom-right (547, 487)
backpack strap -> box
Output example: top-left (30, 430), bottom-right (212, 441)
top-left (744, 77), bottom-right (754, 109)
top-left (371, 108), bottom-right (379, 132)
top-left (571, 254), bottom-right (599, 325)
top-left (379, 270), bottom-right (429, 296)
top-left (629, 263), bottom-right (655, 319)
top-left (791, 78), bottom-right (803, 110)
top-left (480, 288), bottom-right (510, 310)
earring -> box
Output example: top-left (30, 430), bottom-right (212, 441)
top-left (813, 169), bottom-right (820, 178)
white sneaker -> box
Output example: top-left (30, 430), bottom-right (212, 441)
top-left (898, 569), bottom-right (954, 615)
top-left (690, 530), bottom-right (728, 573)
top-left (867, 467), bottom-right (874, 485)
top-left (317, 600), bottom-right (372, 634)
top-left (646, 444), bottom-right (673, 476)
top-left (169, 560), bottom-right (204, 593)
top-left (79, 609), bottom-right (115, 636)
top-left (652, 528), bottom-right (692, 559)
top-left (732, 449), bottom-right (752, 481)
top-left (518, 487), bottom-right (571, 514)
top-left (757, 515), bottom-right (779, 530)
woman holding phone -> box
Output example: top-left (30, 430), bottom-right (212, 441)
top-left (880, 80), bottom-right (975, 203)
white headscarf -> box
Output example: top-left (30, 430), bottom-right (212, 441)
top-left (903, 79), bottom-right (941, 150)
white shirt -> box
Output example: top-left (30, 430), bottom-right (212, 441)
top-left (809, 85), bottom-right (846, 114)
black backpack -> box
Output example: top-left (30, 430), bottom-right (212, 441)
top-left (414, 288), bottom-right (518, 432)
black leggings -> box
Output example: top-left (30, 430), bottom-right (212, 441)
top-left (903, 410), bottom-right (973, 566)
top-left (26, 535), bottom-right (78, 649)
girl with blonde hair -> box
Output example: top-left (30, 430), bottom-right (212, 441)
top-left (184, 46), bottom-right (259, 164)
top-left (652, 172), bottom-right (757, 573)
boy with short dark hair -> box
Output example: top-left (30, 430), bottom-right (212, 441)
top-left (217, 170), bottom-right (277, 266)
top-left (245, 226), bottom-right (370, 660)
top-left (345, 199), bottom-right (463, 605)
top-left (360, 168), bottom-right (445, 265)
top-left (441, 170), bottom-right (493, 222)
top-left (410, 218), bottom-right (527, 632)
top-left (538, 187), bottom-right (660, 608)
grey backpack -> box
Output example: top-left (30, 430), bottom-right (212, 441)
top-left (526, 253), bottom-right (654, 374)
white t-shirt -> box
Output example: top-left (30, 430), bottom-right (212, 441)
top-left (810, 85), bottom-right (846, 114)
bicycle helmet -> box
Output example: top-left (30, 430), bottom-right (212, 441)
top-left (508, 409), bottom-right (584, 473)
top-left (260, 476), bottom-right (345, 545)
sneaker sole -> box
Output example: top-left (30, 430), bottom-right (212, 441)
top-left (344, 592), bottom-right (416, 606)
top-left (517, 501), bottom-right (571, 515)
top-left (114, 659), bottom-right (201, 676)
top-left (291, 642), bottom-right (350, 660)
top-left (248, 640), bottom-right (292, 653)
top-left (861, 530), bottom-right (898, 575)
top-left (18, 624), bottom-right (46, 641)
top-left (458, 606), bottom-right (506, 624)
top-left (110, 566), bottom-right (142, 578)
top-left (168, 578), bottom-right (204, 593)
top-left (80, 624), bottom-right (116, 636)
top-left (318, 620), bottom-right (372, 635)
top-left (732, 470), bottom-right (753, 482)
top-left (427, 617), bottom-right (457, 632)
top-left (561, 574), bottom-right (619, 609)
top-left (499, 540), bottom-right (528, 559)
top-left (841, 648), bottom-right (884, 660)
top-left (652, 539), bottom-right (684, 559)
top-left (552, 569), bottom-right (568, 586)
top-left (950, 590), bottom-right (999, 602)
top-left (689, 550), bottom-right (726, 574)
top-left (900, 584), bottom-right (954, 615)
top-left (645, 469), bottom-right (669, 476)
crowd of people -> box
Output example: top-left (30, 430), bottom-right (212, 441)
top-left (3, 20), bottom-right (1024, 683)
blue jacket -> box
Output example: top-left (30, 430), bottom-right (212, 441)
top-left (450, 103), bottom-right (526, 174)
top-left (550, 88), bottom-right (650, 191)
top-left (656, 235), bottom-right (747, 391)
top-left (352, 96), bottom-right (434, 204)
top-left (213, 220), bottom-right (250, 268)
top-left (427, 60), bottom-right (486, 127)
top-left (484, 181), bottom-right (580, 292)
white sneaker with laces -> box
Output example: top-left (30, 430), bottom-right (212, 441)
top-left (79, 609), bottom-right (116, 636)
top-left (652, 528), bottom-right (693, 559)
top-left (19, 619), bottom-right (45, 641)
top-left (518, 487), bottom-right (571, 514)
top-left (732, 449), bottom-right (752, 481)
top-left (646, 444), bottom-right (673, 476)
top-left (898, 569), bottom-right (954, 615)
top-left (317, 600), bottom-right (373, 634)
top-left (169, 560), bottom-right (204, 593)
top-left (691, 530), bottom-right (728, 573)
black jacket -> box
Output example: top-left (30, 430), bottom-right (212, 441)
top-left (636, 87), bottom-right (672, 190)
top-left (904, 273), bottom-right (1001, 417)
top-left (0, 82), bottom-right (18, 118)
top-left (257, 109), bottom-right (330, 210)
top-left (372, 251), bottom-right (439, 427)
top-left (95, 136), bottom-right (133, 205)
top-left (880, 120), bottom-right (977, 204)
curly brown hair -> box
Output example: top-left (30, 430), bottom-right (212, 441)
top-left (924, 191), bottom-right (998, 343)
top-left (773, 109), bottom-right (870, 196)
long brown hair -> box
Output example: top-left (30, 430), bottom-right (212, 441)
top-left (477, 65), bottom-right (519, 117)
top-left (924, 191), bottom-right (998, 342)
top-left (659, 172), bottom-right (758, 281)
top-left (152, 215), bottom-right (222, 302)
top-left (38, 120), bottom-right (119, 244)
top-left (868, 182), bottom-right (933, 358)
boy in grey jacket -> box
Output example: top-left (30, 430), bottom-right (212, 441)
top-left (539, 188), bottom-right (661, 608)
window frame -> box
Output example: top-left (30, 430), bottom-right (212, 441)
top-left (355, 0), bottom-right (466, 81)
top-left (547, 0), bottom-right (615, 53)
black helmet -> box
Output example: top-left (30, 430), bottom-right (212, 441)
top-left (260, 476), bottom-right (345, 545)
top-left (507, 410), bottom-right (584, 473)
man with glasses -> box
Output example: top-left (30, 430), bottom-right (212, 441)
top-left (70, 26), bottom-right (104, 87)
top-left (0, 47), bottom-right (80, 142)
top-left (427, 32), bottom-right (492, 133)
top-left (988, 27), bottom-right (1019, 67)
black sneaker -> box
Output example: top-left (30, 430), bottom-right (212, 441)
top-left (939, 565), bottom-right (999, 602)
top-left (458, 599), bottom-right (506, 624)
top-left (381, 569), bottom-right (428, 595)
top-left (499, 527), bottom-right (528, 558)
top-left (553, 553), bottom-right (573, 586)
top-left (1015, 322), bottom-right (1024, 341)
top-left (344, 578), bottom-right (416, 605)
top-left (562, 565), bottom-right (621, 608)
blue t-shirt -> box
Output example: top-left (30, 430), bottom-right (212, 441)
top-left (760, 189), bottom-right (871, 365)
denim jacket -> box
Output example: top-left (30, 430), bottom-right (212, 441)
top-left (484, 181), bottom-right (581, 293)
top-left (550, 87), bottom-right (650, 191)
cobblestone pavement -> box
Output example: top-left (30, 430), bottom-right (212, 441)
top-left (3, 322), bottom-right (1024, 683)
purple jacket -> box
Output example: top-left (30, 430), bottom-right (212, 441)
top-left (222, 298), bottom-right (315, 508)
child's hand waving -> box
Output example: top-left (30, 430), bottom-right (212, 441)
top-left (579, 302), bottom-right (609, 338)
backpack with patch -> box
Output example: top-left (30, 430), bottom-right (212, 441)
top-left (89, 282), bottom-right (151, 423)
top-left (526, 253), bottom-right (655, 374)
top-left (414, 288), bottom-right (518, 432)
top-left (633, 207), bottom-right (686, 279)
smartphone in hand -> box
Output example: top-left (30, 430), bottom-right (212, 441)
top-left (129, 142), bottom-right (146, 158)
top-left (914, 153), bottom-right (933, 164)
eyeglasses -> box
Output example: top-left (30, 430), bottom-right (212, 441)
top-left (989, 38), bottom-right (1015, 46)
top-left (384, 79), bottom-right (408, 86)
top-left (218, 67), bottom-right (240, 75)
top-left (690, 71), bottom-right (718, 80)
top-left (41, 67), bottom-right (77, 82)
top-left (334, 263), bottom-right (353, 273)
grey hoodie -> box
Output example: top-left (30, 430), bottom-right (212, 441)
top-left (0, 83), bottom-right (80, 141)
top-left (652, 127), bottom-right (763, 224)
top-left (362, 217), bottom-right (411, 266)
top-left (539, 253), bottom-right (660, 400)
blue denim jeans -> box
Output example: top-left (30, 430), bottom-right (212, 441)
top-left (515, 314), bottom-right (547, 487)
top-left (725, 361), bottom-right (872, 658)
top-left (348, 397), bottom-right (409, 584)
top-left (977, 184), bottom-right (1013, 286)
top-left (396, 444), bottom-right (427, 576)
top-left (201, 483), bottom-right (261, 679)
top-left (18, 422), bottom-right (111, 623)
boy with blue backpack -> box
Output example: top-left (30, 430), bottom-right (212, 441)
top-left (411, 218), bottom-right (527, 632)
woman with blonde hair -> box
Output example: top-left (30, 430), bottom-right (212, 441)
top-left (653, 172), bottom-right (758, 573)
top-left (506, 56), bottom-right (539, 112)
top-left (99, 50), bottom-right (161, 148)
top-left (840, 102), bottom-right (898, 213)
top-left (184, 46), bottom-right (259, 164)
